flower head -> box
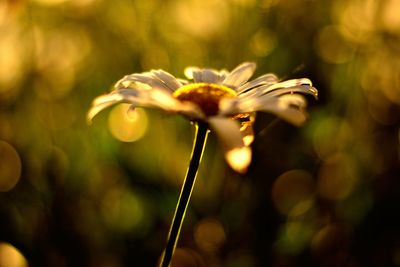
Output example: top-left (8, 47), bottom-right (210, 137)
top-left (88, 62), bottom-right (317, 173)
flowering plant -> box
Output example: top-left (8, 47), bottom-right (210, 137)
top-left (88, 62), bottom-right (317, 266)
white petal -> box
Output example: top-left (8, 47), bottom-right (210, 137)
top-left (259, 95), bottom-right (308, 125)
top-left (208, 117), bottom-right (243, 148)
top-left (208, 117), bottom-right (251, 173)
top-left (184, 67), bottom-right (196, 79)
top-left (117, 72), bottom-right (172, 92)
top-left (148, 89), bottom-right (179, 109)
top-left (177, 78), bottom-right (190, 85)
top-left (220, 94), bottom-right (308, 126)
top-left (239, 82), bottom-right (318, 100)
top-left (185, 67), bottom-right (230, 84)
top-left (184, 67), bottom-right (221, 84)
top-left (199, 69), bottom-right (221, 83)
top-left (259, 86), bottom-right (318, 99)
top-left (261, 78), bottom-right (312, 94)
top-left (148, 89), bottom-right (202, 117)
top-left (237, 73), bottom-right (279, 94)
top-left (87, 91), bottom-right (146, 123)
top-left (151, 70), bottom-right (183, 91)
top-left (184, 67), bottom-right (200, 81)
top-left (88, 88), bottom-right (204, 123)
top-left (218, 69), bottom-right (229, 81)
top-left (223, 62), bottom-right (256, 89)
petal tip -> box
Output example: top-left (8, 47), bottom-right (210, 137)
top-left (226, 146), bottom-right (252, 173)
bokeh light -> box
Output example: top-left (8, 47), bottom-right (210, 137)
top-left (0, 242), bottom-right (28, 267)
top-left (272, 169), bottom-right (315, 217)
top-left (275, 221), bottom-right (315, 255)
top-left (101, 187), bottom-right (145, 233)
top-left (311, 223), bottom-right (353, 266)
top-left (108, 104), bottom-right (148, 143)
top-left (0, 141), bottom-right (22, 192)
top-left (315, 26), bottom-right (354, 64)
top-left (1, 0), bottom-right (400, 266)
top-left (249, 29), bottom-right (277, 57)
top-left (317, 153), bottom-right (357, 200)
top-left (172, 0), bottom-right (229, 40)
top-left (194, 217), bottom-right (226, 253)
top-left (170, 248), bottom-right (205, 267)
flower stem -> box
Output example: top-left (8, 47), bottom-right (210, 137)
top-left (159, 122), bottom-right (209, 267)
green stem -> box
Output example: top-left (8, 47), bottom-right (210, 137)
top-left (159, 122), bottom-right (209, 267)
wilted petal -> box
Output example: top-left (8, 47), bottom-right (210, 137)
top-left (208, 117), bottom-right (251, 173)
top-left (223, 62), bottom-right (256, 89)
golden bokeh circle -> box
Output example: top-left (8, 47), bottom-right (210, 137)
top-left (0, 140), bottom-right (22, 192)
top-left (108, 104), bottom-right (148, 143)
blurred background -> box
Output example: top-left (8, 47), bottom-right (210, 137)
top-left (1, 0), bottom-right (400, 266)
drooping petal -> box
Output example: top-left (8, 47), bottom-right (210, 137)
top-left (208, 117), bottom-right (251, 173)
top-left (223, 62), bottom-right (256, 89)
top-left (87, 90), bottom-right (148, 123)
top-left (220, 94), bottom-right (308, 126)
top-left (87, 88), bottom-right (203, 123)
top-left (257, 94), bottom-right (308, 126)
top-left (236, 113), bottom-right (256, 146)
top-left (226, 147), bottom-right (252, 174)
top-left (237, 73), bottom-right (279, 94)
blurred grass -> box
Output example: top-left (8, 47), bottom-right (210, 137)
top-left (1, 0), bottom-right (400, 266)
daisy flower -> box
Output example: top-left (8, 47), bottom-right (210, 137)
top-left (88, 62), bottom-right (317, 173)
top-left (88, 62), bottom-right (317, 267)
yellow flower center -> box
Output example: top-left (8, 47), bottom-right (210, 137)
top-left (173, 83), bottom-right (237, 116)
